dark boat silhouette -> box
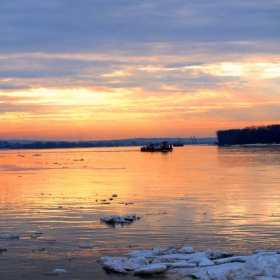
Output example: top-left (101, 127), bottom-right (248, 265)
top-left (141, 141), bottom-right (173, 152)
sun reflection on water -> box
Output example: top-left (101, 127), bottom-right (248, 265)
top-left (1, 146), bottom-right (280, 278)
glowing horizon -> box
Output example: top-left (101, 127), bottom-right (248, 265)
top-left (0, 1), bottom-right (279, 141)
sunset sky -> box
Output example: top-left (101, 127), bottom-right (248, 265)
top-left (1, 1), bottom-right (280, 141)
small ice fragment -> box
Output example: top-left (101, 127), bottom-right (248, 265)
top-left (79, 244), bottom-right (94, 249)
top-left (53, 268), bottom-right (69, 274)
top-left (189, 262), bottom-right (243, 279)
top-left (186, 258), bottom-right (204, 264)
top-left (134, 264), bottom-right (167, 275)
top-left (199, 258), bottom-right (215, 267)
top-left (152, 247), bottom-right (166, 255)
top-left (167, 261), bottom-right (197, 268)
top-left (1, 233), bottom-right (19, 239)
top-left (123, 214), bottom-right (137, 221)
top-left (180, 246), bottom-right (194, 254)
top-left (213, 255), bottom-right (249, 265)
top-left (112, 194), bottom-right (117, 197)
top-left (101, 256), bottom-right (149, 273)
top-left (205, 248), bottom-right (233, 259)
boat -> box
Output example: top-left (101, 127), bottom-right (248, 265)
top-left (141, 141), bottom-right (173, 152)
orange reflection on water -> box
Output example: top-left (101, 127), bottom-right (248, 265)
top-left (1, 145), bottom-right (280, 259)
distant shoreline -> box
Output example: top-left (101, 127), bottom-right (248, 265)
top-left (0, 137), bottom-right (217, 150)
top-left (217, 124), bottom-right (280, 146)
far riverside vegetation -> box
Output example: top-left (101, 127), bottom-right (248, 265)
top-left (217, 124), bottom-right (280, 146)
top-left (0, 137), bottom-right (216, 150)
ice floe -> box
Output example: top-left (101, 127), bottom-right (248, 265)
top-left (101, 256), bottom-right (149, 273)
top-left (53, 268), bottom-right (69, 274)
top-left (179, 246), bottom-right (194, 254)
top-left (100, 214), bottom-right (138, 224)
top-left (79, 244), bottom-right (94, 249)
top-left (100, 245), bottom-right (280, 278)
top-left (43, 268), bottom-right (69, 275)
top-left (134, 264), bottom-right (167, 275)
top-left (0, 232), bottom-right (19, 239)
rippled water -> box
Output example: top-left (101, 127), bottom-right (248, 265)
top-left (1, 145), bottom-right (280, 279)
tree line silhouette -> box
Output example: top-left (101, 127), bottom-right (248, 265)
top-left (217, 124), bottom-right (280, 145)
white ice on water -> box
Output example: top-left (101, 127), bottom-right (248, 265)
top-left (0, 233), bottom-right (19, 239)
top-left (101, 256), bottom-right (149, 273)
top-left (79, 244), bottom-right (94, 249)
top-left (100, 214), bottom-right (137, 223)
top-left (52, 268), bottom-right (69, 274)
top-left (134, 264), bottom-right (167, 275)
top-left (100, 245), bottom-right (280, 279)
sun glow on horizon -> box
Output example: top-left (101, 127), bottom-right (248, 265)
top-left (1, 53), bottom-right (280, 141)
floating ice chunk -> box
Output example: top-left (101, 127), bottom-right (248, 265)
top-left (101, 257), bottom-right (128, 273)
top-left (198, 258), bottom-right (215, 267)
top-left (187, 262), bottom-right (243, 279)
top-left (154, 253), bottom-right (191, 261)
top-left (101, 215), bottom-right (124, 223)
top-left (122, 214), bottom-right (137, 221)
top-left (102, 246), bottom-right (280, 279)
top-left (179, 246), bottom-right (194, 254)
top-left (1, 233), bottom-right (19, 239)
top-left (100, 214), bottom-right (137, 224)
top-left (175, 253), bottom-right (280, 279)
top-left (253, 251), bottom-right (277, 257)
top-left (79, 244), bottom-right (94, 249)
top-left (243, 254), bottom-right (280, 278)
top-left (154, 251), bottom-right (205, 261)
top-left (165, 261), bottom-right (197, 268)
top-left (213, 255), bottom-right (250, 265)
top-left (101, 256), bottom-right (149, 273)
top-left (134, 264), bottom-right (167, 275)
top-left (112, 194), bottom-right (117, 197)
top-left (204, 248), bottom-right (233, 259)
top-left (53, 268), bottom-right (69, 274)
top-left (152, 247), bottom-right (166, 255)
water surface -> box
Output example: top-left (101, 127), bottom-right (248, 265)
top-left (1, 145), bottom-right (280, 279)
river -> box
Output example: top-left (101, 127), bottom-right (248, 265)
top-left (0, 145), bottom-right (280, 279)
